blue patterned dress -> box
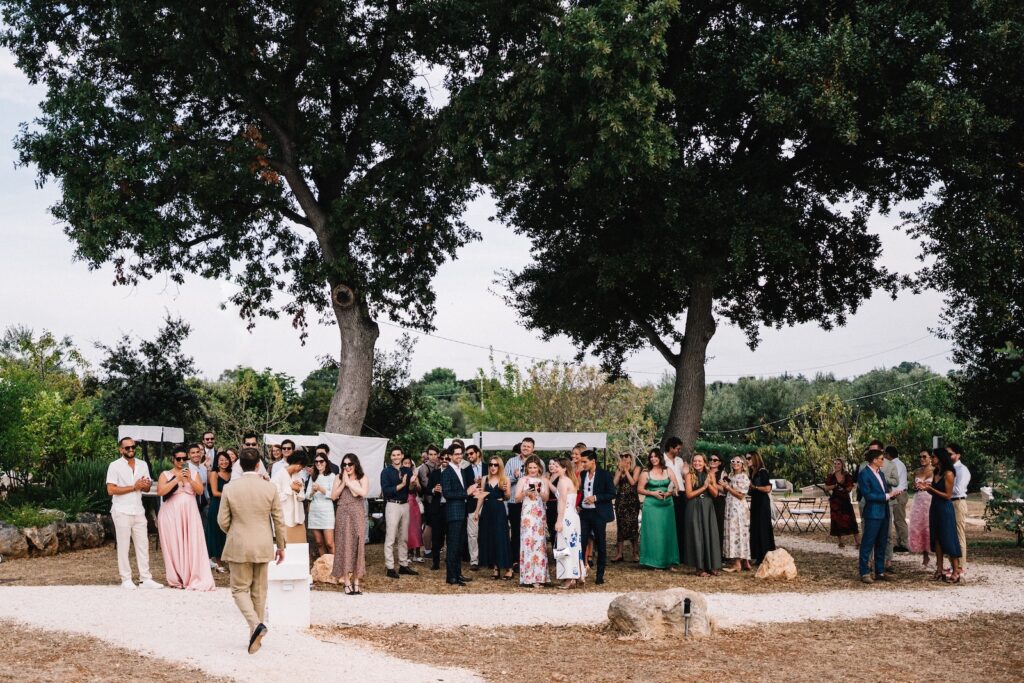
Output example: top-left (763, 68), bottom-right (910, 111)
top-left (554, 485), bottom-right (586, 581)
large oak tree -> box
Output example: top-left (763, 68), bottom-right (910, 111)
top-left (1, 1), bottom-right (486, 434)
top-left (464, 0), bottom-right (1002, 456)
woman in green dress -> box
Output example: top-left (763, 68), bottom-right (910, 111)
top-left (683, 453), bottom-right (722, 576)
top-left (638, 448), bottom-right (681, 569)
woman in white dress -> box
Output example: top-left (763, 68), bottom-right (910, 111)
top-left (720, 455), bottom-right (752, 572)
top-left (549, 458), bottom-right (586, 589)
top-left (305, 453), bottom-right (336, 557)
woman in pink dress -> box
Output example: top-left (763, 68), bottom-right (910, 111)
top-left (515, 456), bottom-right (550, 587)
top-left (908, 449), bottom-right (934, 567)
top-left (403, 455), bottom-right (424, 560)
top-left (156, 447), bottom-right (215, 591)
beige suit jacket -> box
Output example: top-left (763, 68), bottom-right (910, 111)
top-left (218, 472), bottom-right (287, 563)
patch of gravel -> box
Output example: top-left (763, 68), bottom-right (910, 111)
top-left (0, 585), bottom-right (481, 683)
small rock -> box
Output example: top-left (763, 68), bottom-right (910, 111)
top-left (607, 588), bottom-right (713, 638)
top-left (0, 523), bottom-right (29, 559)
top-left (755, 548), bottom-right (797, 580)
top-left (311, 554), bottom-right (339, 584)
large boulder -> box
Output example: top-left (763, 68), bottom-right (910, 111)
top-left (608, 588), bottom-right (713, 639)
top-left (755, 548), bottom-right (797, 580)
top-left (60, 521), bottom-right (106, 551)
top-left (0, 523), bottom-right (29, 560)
top-left (311, 554), bottom-right (338, 584)
top-left (23, 524), bottom-right (59, 556)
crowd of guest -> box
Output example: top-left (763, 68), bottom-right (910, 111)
top-left (106, 429), bottom-right (974, 593)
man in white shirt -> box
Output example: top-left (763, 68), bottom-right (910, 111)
top-left (949, 443), bottom-right (971, 568)
top-left (663, 436), bottom-right (688, 562)
top-left (105, 437), bottom-right (163, 589)
top-left (885, 446), bottom-right (910, 552)
top-left (232, 432), bottom-right (268, 479)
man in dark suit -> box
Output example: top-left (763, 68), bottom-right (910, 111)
top-left (578, 450), bottom-right (616, 585)
top-left (857, 447), bottom-right (895, 583)
top-left (440, 444), bottom-right (477, 585)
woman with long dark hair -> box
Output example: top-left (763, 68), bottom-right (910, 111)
top-left (612, 453), bottom-right (641, 562)
top-left (747, 451), bottom-right (776, 564)
top-left (916, 448), bottom-right (962, 582)
top-left (908, 449), bottom-right (934, 567)
top-left (206, 451), bottom-right (232, 573)
top-left (824, 458), bottom-right (859, 548)
top-left (331, 453), bottom-right (369, 594)
top-left (638, 448), bottom-right (680, 570)
top-left (306, 452), bottom-right (337, 558)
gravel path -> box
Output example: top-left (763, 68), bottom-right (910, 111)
top-left (2, 534), bottom-right (1018, 682)
top-left (0, 585), bottom-right (481, 683)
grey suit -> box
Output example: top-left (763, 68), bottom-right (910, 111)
top-left (218, 472), bottom-right (287, 634)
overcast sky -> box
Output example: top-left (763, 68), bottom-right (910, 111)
top-left (0, 50), bottom-right (955, 391)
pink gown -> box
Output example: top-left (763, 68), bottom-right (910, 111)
top-left (157, 471), bottom-right (216, 591)
top-left (407, 490), bottom-right (423, 550)
top-left (908, 476), bottom-right (933, 554)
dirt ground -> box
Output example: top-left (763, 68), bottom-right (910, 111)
top-left (0, 620), bottom-right (229, 683)
top-left (328, 613), bottom-right (1024, 683)
top-left (0, 538), bottom-right (960, 595)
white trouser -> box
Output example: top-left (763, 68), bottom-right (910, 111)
top-left (112, 511), bottom-right (152, 582)
top-left (467, 512), bottom-right (480, 565)
top-left (384, 502), bottom-right (410, 569)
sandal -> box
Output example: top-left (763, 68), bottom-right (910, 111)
top-left (930, 570), bottom-right (945, 581)
top-left (343, 584), bottom-right (353, 595)
top-left (503, 571), bottom-right (513, 580)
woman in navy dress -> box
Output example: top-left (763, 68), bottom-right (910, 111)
top-left (917, 448), bottom-right (962, 583)
top-left (475, 455), bottom-right (513, 579)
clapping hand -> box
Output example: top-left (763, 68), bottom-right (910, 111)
top-left (290, 480), bottom-right (302, 492)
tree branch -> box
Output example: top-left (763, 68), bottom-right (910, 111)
top-left (635, 318), bottom-right (680, 366)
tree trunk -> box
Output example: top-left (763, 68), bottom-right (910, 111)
top-left (324, 291), bottom-right (380, 435)
top-left (664, 282), bottom-right (717, 460)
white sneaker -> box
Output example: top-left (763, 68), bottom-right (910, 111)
top-left (121, 580), bottom-right (137, 589)
top-left (210, 559), bottom-right (218, 569)
top-left (139, 579), bottom-right (164, 589)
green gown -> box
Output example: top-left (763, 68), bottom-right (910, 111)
top-left (639, 476), bottom-right (679, 569)
top-left (683, 470), bottom-right (722, 571)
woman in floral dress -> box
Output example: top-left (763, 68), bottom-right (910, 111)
top-left (824, 458), bottom-right (859, 548)
top-left (515, 456), bottom-right (550, 587)
top-left (720, 456), bottom-right (751, 572)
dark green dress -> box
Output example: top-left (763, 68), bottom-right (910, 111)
top-left (639, 476), bottom-right (679, 568)
top-left (683, 470), bottom-right (722, 572)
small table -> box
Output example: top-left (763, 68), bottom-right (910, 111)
top-left (775, 498), bottom-right (828, 533)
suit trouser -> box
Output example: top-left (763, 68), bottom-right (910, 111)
top-left (579, 508), bottom-right (607, 580)
top-left (892, 491), bottom-right (909, 547)
top-left (112, 511), bottom-right (153, 583)
top-left (227, 561), bottom-right (268, 634)
top-left (953, 499), bottom-right (968, 566)
top-left (885, 500), bottom-right (896, 563)
top-left (467, 512), bottom-right (480, 565)
top-left (507, 503), bottom-right (522, 565)
top-left (429, 504), bottom-right (446, 568)
top-left (673, 496), bottom-right (686, 563)
top-left (859, 512), bottom-right (890, 577)
top-left (446, 518), bottom-right (466, 581)
top-left (383, 502), bottom-right (410, 569)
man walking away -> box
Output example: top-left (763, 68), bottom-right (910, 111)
top-left (218, 447), bottom-right (286, 654)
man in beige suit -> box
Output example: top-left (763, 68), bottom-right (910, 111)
top-left (218, 447), bottom-right (286, 654)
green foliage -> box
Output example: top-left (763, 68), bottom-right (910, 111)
top-left (196, 366), bottom-right (300, 446)
top-left (295, 360), bottom-right (338, 435)
top-left (778, 394), bottom-right (861, 487)
top-left (459, 360), bottom-right (657, 456)
top-left (49, 459), bottom-right (110, 516)
top-left (96, 315), bottom-right (202, 430)
top-left (363, 336), bottom-right (454, 451)
top-left (987, 469), bottom-right (1024, 546)
top-left (0, 504), bottom-right (61, 529)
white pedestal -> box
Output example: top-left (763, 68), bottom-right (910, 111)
top-left (266, 543), bottom-right (311, 630)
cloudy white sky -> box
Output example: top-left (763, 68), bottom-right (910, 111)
top-left (0, 50), bottom-right (954, 388)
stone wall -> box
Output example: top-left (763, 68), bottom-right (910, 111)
top-left (0, 512), bottom-right (112, 560)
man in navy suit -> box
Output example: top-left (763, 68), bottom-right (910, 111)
top-left (578, 450), bottom-right (616, 585)
top-left (857, 447), bottom-right (896, 583)
top-left (441, 444), bottom-right (477, 586)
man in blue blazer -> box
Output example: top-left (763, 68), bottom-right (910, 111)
top-left (441, 443), bottom-right (477, 586)
top-left (578, 450), bottom-right (616, 585)
top-left (857, 447), bottom-right (896, 582)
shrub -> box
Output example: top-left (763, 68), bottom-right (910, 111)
top-left (50, 459), bottom-right (110, 515)
top-left (0, 503), bottom-right (61, 528)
